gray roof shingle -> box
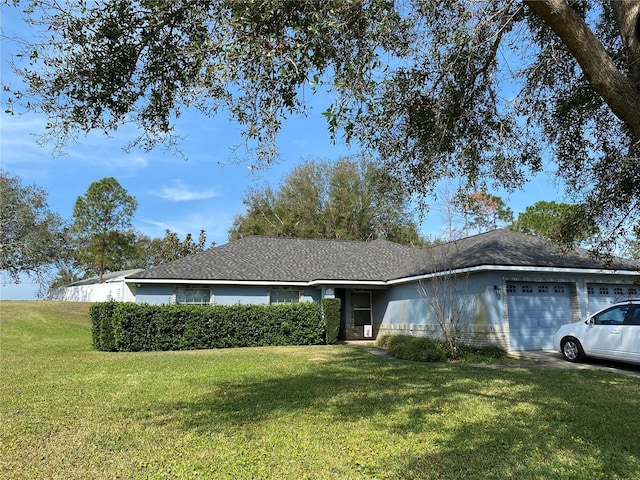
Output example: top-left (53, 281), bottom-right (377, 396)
top-left (126, 229), bottom-right (640, 284)
top-left (415, 229), bottom-right (640, 273)
top-left (127, 236), bottom-right (419, 282)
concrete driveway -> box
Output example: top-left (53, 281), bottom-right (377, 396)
top-left (511, 350), bottom-right (640, 377)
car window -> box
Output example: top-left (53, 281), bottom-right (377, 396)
top-left (593, 305), bottom-right (629, 325)
top-left (625, 307), bottom-right (640, 325)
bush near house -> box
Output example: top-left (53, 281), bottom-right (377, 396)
top-left (377, 335), bottom-right (507, 363)
top-left (322, 298), bottom-right (341, 345)
top-left (91, 302), bottom-right (324, 352)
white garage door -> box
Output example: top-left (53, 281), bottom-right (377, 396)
top-left (507, 282), bottom-right (572, 351)
top-left (586, 284), bottom-right (639, 315)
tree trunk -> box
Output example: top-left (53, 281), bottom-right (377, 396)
top-left (611, 1), bottom-right (640, 84)
top-left (524, 0), bottom-right (640, 143)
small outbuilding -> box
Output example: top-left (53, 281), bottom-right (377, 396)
top-left (48, 269), bottom-right (143, 302)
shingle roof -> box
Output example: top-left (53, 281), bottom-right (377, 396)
top-left (127, 236), bottom-right (419, 283)
top-left (126, 229), bottom-right (640, 284)
top-left (407, 229), bottom-right (640, 276)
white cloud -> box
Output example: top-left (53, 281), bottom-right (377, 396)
top-left (1, 112), bottom-right (150, 171)
top-left (151, 179), bottom-right (219, 201)
top-left (138, 210), bottom-right (232, 246)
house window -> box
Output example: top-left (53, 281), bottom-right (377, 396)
top-left (176, 286), bottom-right (212, 305)
top-left (587, 286), bottom-right (595, 295)
top-left (506, 284), bottom-right (516, 293)
top-left (270, 289), bottom-right (301, 304)
top-left (614, 287), bottom-right (625, 296)
top-left (599, 287), bottom-right (609, 295)
top-left (629, 288), bottom-right (638, 296)
top-left (538, 285), bottom-right (548, 293)
top-left (554, 285), bottom-right (565, 294)
top-left (522, 285), bottom-right (533, 293)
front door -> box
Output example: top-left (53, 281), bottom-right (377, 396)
top-left (352, 290), bottom-right (373, 339)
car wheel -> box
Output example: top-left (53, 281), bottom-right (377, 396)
top-left (561, 337), bottom-right (585, 362)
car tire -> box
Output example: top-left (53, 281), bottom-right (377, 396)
top-left (561, 337), bottom-right (585, 362)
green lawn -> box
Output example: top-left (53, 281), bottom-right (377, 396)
top-left (1, 301), bottom-right (638, 479)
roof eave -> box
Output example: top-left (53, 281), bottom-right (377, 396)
top-left (388, 264), bottom-right (640, 286)
top-left (126, 278), bottom-right (310, 287)
top-left (126, 264), bottom-right (639, 288)
top-left (126, 278), bottom-right (388, 287)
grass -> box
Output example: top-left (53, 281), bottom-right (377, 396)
top-left (1, 301), bottom-right (639, 479)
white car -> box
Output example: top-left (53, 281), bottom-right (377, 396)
top-left (553, 300), bottom-right (640, 365)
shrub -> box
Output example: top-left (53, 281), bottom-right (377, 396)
top-left (89, 301), bottom-right (118, 351)
top-left (322, 298), bottom-right (341, 344)
top-left (376, 335), bottom-right (507, 363)
top-left (99, 315), bottom-right (116, 352)
top-left (382, 335), bottom-right (449, 362)
top-left (375, 334), bottom-right (391, 350)
top-left (91, 301), bottom-right (325, 352)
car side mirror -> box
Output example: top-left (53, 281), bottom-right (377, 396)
top-left (586, 317), bottom-right (595, 326)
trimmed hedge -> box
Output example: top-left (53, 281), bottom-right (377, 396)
top-left (322, 298), bottom-right (341, 345)
top-left (90, 302), bottom-right (325, 352)
top-left (90, 301), bottom-right (119, 351)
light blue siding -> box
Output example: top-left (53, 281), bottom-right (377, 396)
top-left (135, 283), bottom-right (320, 306)
top-left (135, 284), bottom-right (175, 305)
top-left (378, 283), bottom-right (427, 325)
top-left (214, 286), bottom-right (269, 305)
top-left (380, 273), bottom-right (505, 328)
top-left (215, 286), bottom-right (320, 305)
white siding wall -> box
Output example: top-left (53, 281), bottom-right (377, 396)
top-left (49, 281), bottom-right (135, 302)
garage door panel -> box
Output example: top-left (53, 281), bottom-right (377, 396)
top-left (587, 284), bottom-right (639, 315)
top-left (507, 282), bottom-right (571, 351)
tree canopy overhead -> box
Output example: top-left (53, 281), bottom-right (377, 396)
top-left (5, 0), bottom-right (640, 251)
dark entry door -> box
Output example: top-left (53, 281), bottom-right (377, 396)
top-left (352, 290), bottom-right (373, 338)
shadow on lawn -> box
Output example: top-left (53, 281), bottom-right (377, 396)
top-left (131, 347), bottom-right (640, 478)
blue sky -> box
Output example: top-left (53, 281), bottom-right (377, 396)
top-left (0, 4), bottom-right (563, 300)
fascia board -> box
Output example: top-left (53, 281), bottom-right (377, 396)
top-left (126, 278), bottom-right (388, 288)
top-left (126, 265), bottom-right (638, 288)
top-left (308, 279), bottom-right (387, 287)
top-left (387, 265), bottom-right (640, 286)
top-left (126, 278), bottom-right (310, 287)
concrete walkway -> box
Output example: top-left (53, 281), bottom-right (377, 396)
top-left (341, 340), bottom-right (396, 359)
top-left (343, 341), bottom-right (640, 378)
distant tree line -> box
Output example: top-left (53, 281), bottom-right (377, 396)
top-left (2, 161), bottom-right (638, 297)
top-left (0, 171), bottom-right (213, 295)
top-left (230, 157), bottom-right (426, 246)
